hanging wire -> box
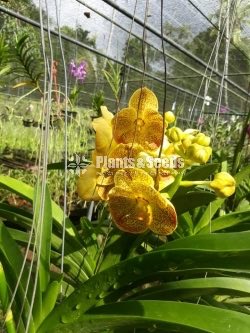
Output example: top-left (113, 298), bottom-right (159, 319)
top-left (1, 4), bottom-right (248, 109)
top-left (189, 0), bottom-right (236, 124)
top-left (76, 0), bottom-right (247, 104)
top-left (125, 0), bottom-right (150, 158)
top-left (188, 0), bottom-right (250, 65)
top-left (101, 0), bottom-right (250, 100)
top-left (141, 0), bottom-right (150, 86)
top-left (88, 0), bottom-right (139, 273)
top-left (54, 0), bottom-right (69, 295)
top-left (25, 0), bottom-right (55, 329)
top-left (1, 1), bottom-right (51, 330)
top-left (196, 1), bottom-right (238, 129)
top-left (211, 0), bottom-right (238, 136)
top-left (158, 0), bottom-right (167, 158)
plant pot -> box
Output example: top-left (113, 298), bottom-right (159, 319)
top-left (61, 110), bottom-right (78, 120)
top-left (23, 119), bottom-right (33, 127)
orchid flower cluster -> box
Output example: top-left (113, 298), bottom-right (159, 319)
top-left (68, 60), bottom-right (87, 108)
top-left (69, 60), bottom-right (87, 82)
top-left (77, 87), bottom-right (236, 235)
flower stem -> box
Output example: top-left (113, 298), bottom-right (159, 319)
top-left (180, 180), bottom-right (211, 187)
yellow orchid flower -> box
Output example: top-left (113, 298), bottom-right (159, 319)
top-left (112, 87), bottom-right (165, 151)
top-left (108, 168), bottom-right (177, 235)
top-left (77, 106), bottom-right (116, 201)
top-left (95, 143), bottom-right (144, 199)
top-left (210, 172), bottom-right (236, 198)
top-left (92, 106), bottom-right (116, 157)
top-left (77, 164), bottom-right (101, 201)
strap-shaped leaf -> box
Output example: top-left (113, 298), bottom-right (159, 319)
top-left (197, 211), bottom-right (250, 234)
top-left (39, 243), bottom-right (250, 331)
top-left (41, 300), bottom-right (250, 333)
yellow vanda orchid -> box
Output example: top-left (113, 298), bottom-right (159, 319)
top-left (92, 106), bottom-right (116, 157)
top-left (77, 164), bottom-right (101, 201)
top-left (108, 168), bottom-right (177, 235)
top-left (96, 143), bottom-right (144, 200)
top-left (112, 87), bottom-right (165, 151)
top-left (210, 172), bottom-right (236, 198)
top-left (77, 106), bottom-right (116, 201)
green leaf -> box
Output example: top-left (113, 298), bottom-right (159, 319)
top-left (33, 183), bottom-right (52, 292)
top-left (41, 280), bottom-right (61, 322)
top-left (0, 65), bottom-right (11, 77)
top-left (198, 211), bottom-right (250, 234)
top-left (0, 203), bottom-right (33, 229)
top-left (130, 277), bottom-right (250, 300)
top-left (0, 175), bottom-right (79, 240)
top-left (39, 234), bottom-right (250, 332)
top-left (12, 81), bottom-right (34, 88)
top-left (162, 231), bottom-right (250, 251)
top-left (99, 231), bottom-right (137, 272)
top-left (161, 170), bottom-right (184, 198)
top-left (183, 163), bottom-right (220, 181)
top-left (194, 198), bottom-right (225, 234)
top-left (171, 191), bottom-right (216, 215)
top-left (80, 217), bottom-right (99, 263)
top-left (44, 300), bottom-right (250, 333)
top-left (0, 261), bottom-right (9, 311)
top-left (0, 175), bottom-right (95, 278)
top-left (234, 165), bottom-right (250, 204)
top-left (175, 212), bottom-right (193, 237)
top-left (0, 223), bottom-right (35, 332)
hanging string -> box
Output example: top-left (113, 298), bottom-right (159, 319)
top-left (157, 0), bottom-right (167, 159)
top-left (54, 0), bottom-right (69, 296)
top-left (189, 0), bottom-right (237, 125)
top-left (25, 0), bottom-right (55, 330)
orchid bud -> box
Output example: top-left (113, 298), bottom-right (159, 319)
top-left (164, 111), bottom-right (175, 124)
top-left (182, 136), bottom-right (194, 149)
top-left (186, 143), bottom-right (212, 164)
top-left (210, 172), bottom-right (236, 198)
top-left (194, 133), bottom-right (211, 147)
top-left (166, 127), bottom-right (183, 142)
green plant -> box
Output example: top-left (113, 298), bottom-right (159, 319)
top-left (1, 85), bottom-right (250, 333)
top-left (11, 33), bottom-right (44, 95)
top-left (0, 153), bottom-right (250, 332)
top-left (102, 61), bottom-right (122, 102)
top-left (92, 90), bottom-right (105, 116)
top-left (0, 35), bottom-right (11, 85)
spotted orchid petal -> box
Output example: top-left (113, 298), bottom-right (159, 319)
top-left (108, 168), bottom-right (177, 235)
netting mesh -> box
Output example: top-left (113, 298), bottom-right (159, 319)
top-left (1, 0), bottom-right (250, 122)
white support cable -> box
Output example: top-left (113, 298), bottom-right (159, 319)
top-left (211, 0), bottom-right (238, 136)
top-left (25, 0), bottom-right (54, 330)
top-left (54, 0), bottom-right (69, 292)
top-left (189, 0), bottom-right (235, 124)
top-left (73, 0), bottom-right (248, 105)
top-left (0, 4), bottom-right (248, 106)
top-left (101, 0), bottom-right (250, 99)
top-left (1, 1), bottom-right (52, 331)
